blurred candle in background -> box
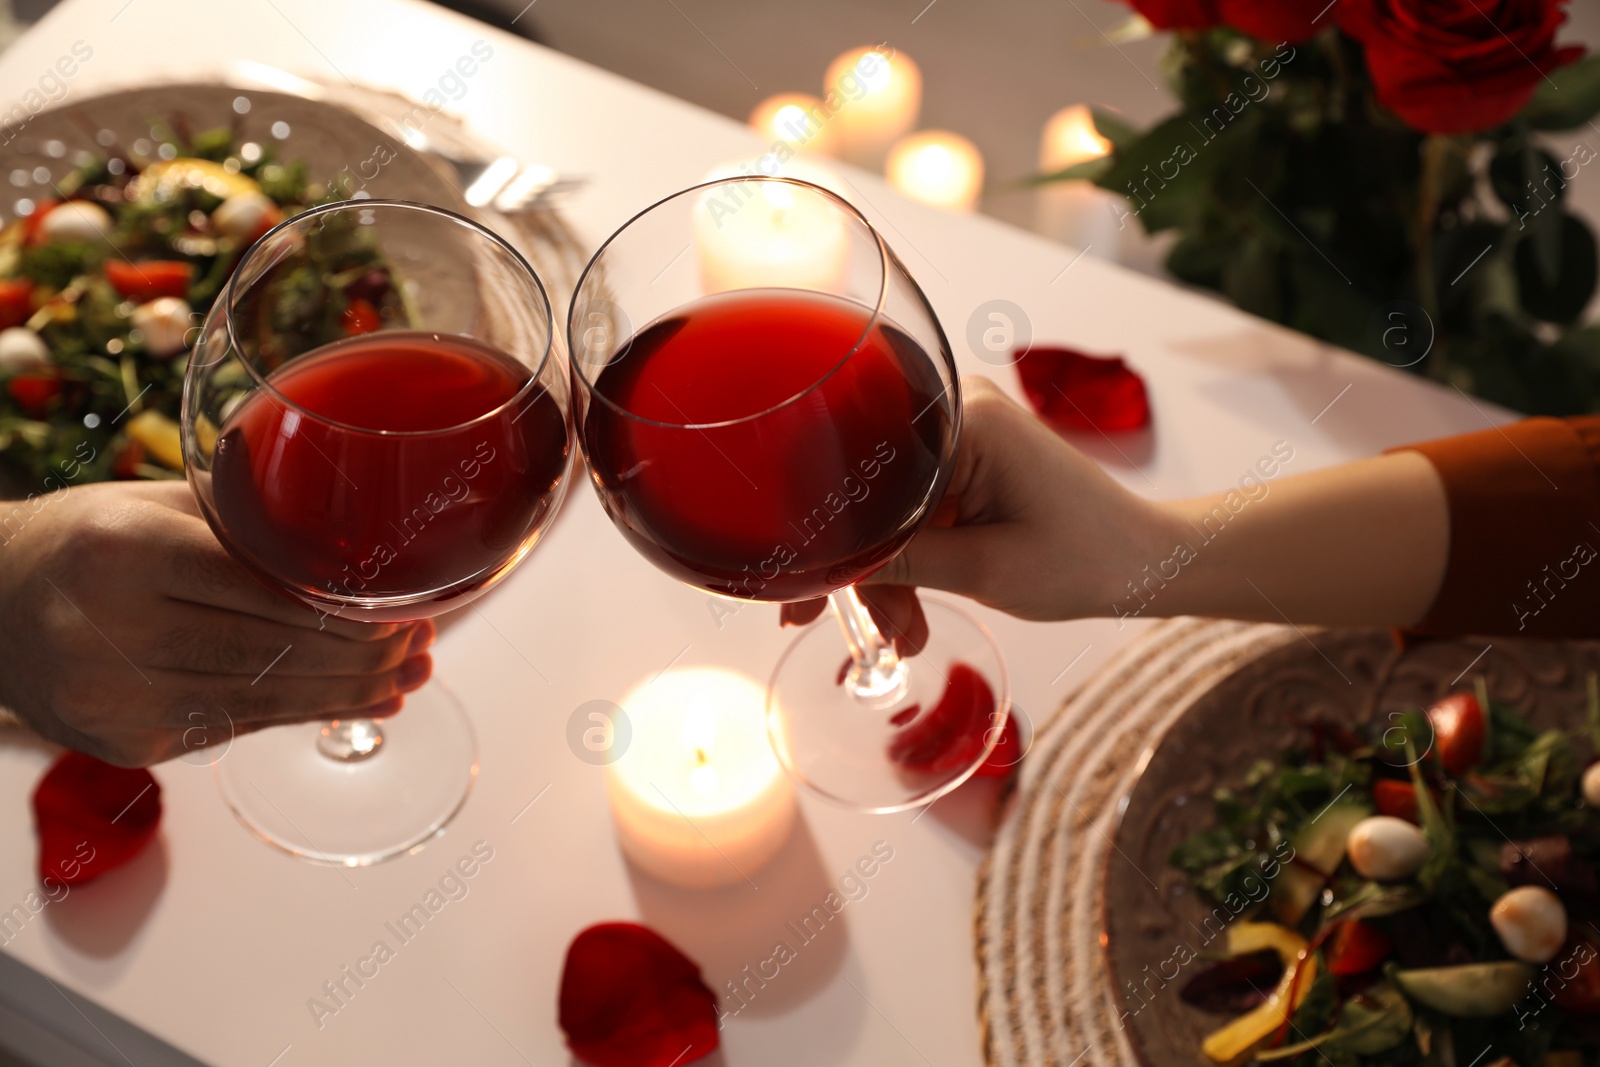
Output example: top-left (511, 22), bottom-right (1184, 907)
top-left (824, 46), bottom-right (921, 169)
top-left (605, 667), bottom-right (796, 889)
top-left (749, 92), bottom-right (840, 158)
top-left (1035, 104), bottom-right (1123, 258)
top-left (886, 130), bottom-right (984, 214)
top-left (693, 162), bottom-right (851, 294)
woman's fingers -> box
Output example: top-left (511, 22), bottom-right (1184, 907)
top-left (777, 587), bottom-right (928, 656)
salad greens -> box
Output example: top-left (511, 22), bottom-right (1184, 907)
top-left (1170, 681), bottom-right (1600, 1066)
top-left (0, 117), bottom-right (387, 488)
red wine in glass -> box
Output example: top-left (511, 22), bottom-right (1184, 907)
top-left (211, 330), bottom-right (570, 621)
top-left (583, 288), bottom-right (952, 602)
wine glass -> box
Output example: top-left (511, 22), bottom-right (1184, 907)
top-left (568, 176), bottom-right (1008, 812)
top-left (183, 200), bottom-right (572, 865)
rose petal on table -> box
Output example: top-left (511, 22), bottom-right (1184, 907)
top-left (32, 752), bottom-right (161, 887)
top-left (887, 662), bottom-right (994, 774)
top-left (559, 922), bottom-right (719, 1067)
top-left (972, 713), bottom-right (1025, 779)
top-left (1015, 346), bottom-right (1150, 433)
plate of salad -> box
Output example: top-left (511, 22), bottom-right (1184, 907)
top-left (0, 80), bottom-right (473, 493)
top-left (1104, 635), bottom-right (1600, 1067)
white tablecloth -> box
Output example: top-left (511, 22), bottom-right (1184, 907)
top-left (0, 2), bottom-right (1505, 1064)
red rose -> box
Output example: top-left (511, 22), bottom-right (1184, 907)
top-left (1216, 0), bottom-right (1329, 42)
top-left (1121, 0), bottom-right (1329, 41)
top-left (1339, 0), bottom-right (1583, 134)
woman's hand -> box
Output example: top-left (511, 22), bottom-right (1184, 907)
top-left (781, 377), bottom-right (1178, 634)
top-left (0, 481), bottom-right (434, 767)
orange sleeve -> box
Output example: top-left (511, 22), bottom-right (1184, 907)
top-left (1395, 417), bottom-right (1600, 639)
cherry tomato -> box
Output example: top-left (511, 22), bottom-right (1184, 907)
top-left (1550, 937), bottom-right (1600, 1015)
top-left (105, 260), bottom-right (192, 303)
top-left (112, 439), bottom-right (145, 479)
top-left (21, 200), bottom-right (58, 246)
top-left (340, 297), bottom-right (382, 336)
top-left (1427, 692), bottom-right (1486, 776)
top-left (1325, 920), bottom-right (1393, 977)
top-left (1373, 779), bottom-right (1430, 823)
top-left (0, 279), bottom-right (34, 329)
top-left (6, 374), bottom-right (60, 417)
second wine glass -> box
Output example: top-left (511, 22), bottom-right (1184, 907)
top-left (184, 199), bottom-right (573, 864)
top-left (569, 176), bottom-right (1008, 812)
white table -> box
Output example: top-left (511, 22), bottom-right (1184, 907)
top-left (0, 2), bottom-right (1506, 1065)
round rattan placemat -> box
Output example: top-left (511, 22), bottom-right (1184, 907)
top-left (975, 617), bottom-right (1600, 1067)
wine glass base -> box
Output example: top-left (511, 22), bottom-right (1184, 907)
top-left (767, 596), bottom-right (1009, 813)
top-left (213, 679), bottom-right (478, 866)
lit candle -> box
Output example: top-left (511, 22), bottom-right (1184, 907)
top-left (1036, 104), bottom-right (1124, 258)
top-left (823, 46), bottom-right (921, 168)
top-left (693, 166), bottom-right (851, 294)
top-left (886, 130), bottom-right (984, 214)
top-left (605, 667), bottom-right (797, 889)
top-left (749, 92), bottom-right (839, 158)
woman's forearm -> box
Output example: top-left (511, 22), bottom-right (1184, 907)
top-left (1137, 451), bottom-right (1450, 629)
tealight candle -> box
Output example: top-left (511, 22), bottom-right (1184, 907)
top-left (605, 667), bottom-right (797, 889)
top-left (1036, 104), bottom-right (1123, 257)
top-left (693, 165), bottom-right (851, 294)
top-left (886, 130), bottom-right (984, 214)
top-left (823, 46), bottom-right (921, 168)
top-left (749, 92), bottom-right (839, 158)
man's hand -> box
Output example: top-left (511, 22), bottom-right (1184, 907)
top-left (0, 481), bottom-right (433, 766)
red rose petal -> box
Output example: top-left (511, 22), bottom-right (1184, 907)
top-left (32, 752), bottom-right (161, 888)
top-left (559, 923), bottom-right (720, 1067)
top-left (887, 663), bottom-right (995, 774)
top-left (1015, 346), bottom-right (1150, 433)
top-left (972, 713), bottom-right (1025, 779)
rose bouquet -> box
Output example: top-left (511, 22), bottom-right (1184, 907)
top-left (1052, 0), bottom-right (1600, 414)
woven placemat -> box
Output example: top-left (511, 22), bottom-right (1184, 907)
top-left (975, 618), bottom-right (1600, 1067)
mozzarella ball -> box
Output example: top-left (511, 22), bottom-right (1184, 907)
top-left (1347, 815), bottom-right (1429, 881)
top-left (38, 201), bottom-right (112, 243)
top-left (1582, 762), bottom-right (1600, 807)
top-left (131, 297), bottom-right (193, 358)
top-left (211, 191), bottom-right (280, 242)
top-left (1491, 886), bottom-right (1568, 963)
top-left (0, 326), bottom-right (49, 372)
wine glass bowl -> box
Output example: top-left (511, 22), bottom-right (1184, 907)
top-left (182, 199), bottom-right (573, 864)
top-left (187, 200), bottom-right (571, 624)
top-left (569, 177), bottom-right (1009, 812)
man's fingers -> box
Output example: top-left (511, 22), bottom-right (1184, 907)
top-left (144, 608), bottom-right (431, 677)
top-left (147, 655), bottom-right (433, 727)
top-left (153, 513), bottom-right (401, 641)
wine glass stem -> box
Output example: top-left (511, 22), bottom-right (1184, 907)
top-left (829, 586), bottom-right (910, 706)
top-left (317, 718), bottom-right (385, 763)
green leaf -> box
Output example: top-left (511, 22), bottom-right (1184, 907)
top-left (1516, 213), bottom-right (1599, 324)
top-left (1090, 108), bottom-right (1141, 151)
top-left (1026, 157), bottom-right (1111, 187)
top-left (1257, 983), bottom-right (1413, 1061)
top-left (1094, 112), bottom-right (1237, 232)
top-left (1321, 880), bottom-right (1429, 925)
top-left (1523, 55), bottom-right (1600, 131)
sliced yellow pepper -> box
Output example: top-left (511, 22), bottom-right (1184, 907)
top-left (130, 158), bottom-right (261, 203)
top-left (1201, 923), bottom-right (1320, 1064)
top-left (126, 409), bottom-right (183, 469)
